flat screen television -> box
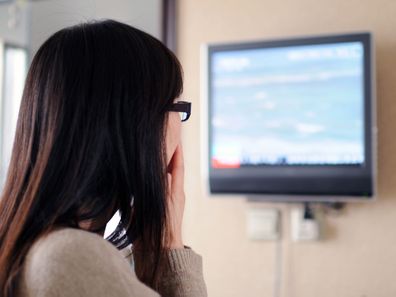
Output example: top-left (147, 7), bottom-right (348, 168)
top-left (203, 32), bottom-right (376, 201)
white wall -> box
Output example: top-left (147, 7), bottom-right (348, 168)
top-left (0, 1), bottom-right (30, 46)
top-left (30, 0), bottom-right (163, 56)
top-left (178, 0), bottom-right (396, 296)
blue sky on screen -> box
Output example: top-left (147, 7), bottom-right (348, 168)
top-left (211, 42), bottom-right (364, 166)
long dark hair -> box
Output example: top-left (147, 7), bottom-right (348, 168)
top-left (0, 19), bottom-right (183, 296)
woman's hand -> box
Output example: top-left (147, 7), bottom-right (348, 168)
top-left (166, 144), bottom-right (185, 249)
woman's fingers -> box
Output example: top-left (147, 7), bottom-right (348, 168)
top-left (169, 144), bottom-right (184, 196)
top-left (166, 143), bottom-right (185, 249)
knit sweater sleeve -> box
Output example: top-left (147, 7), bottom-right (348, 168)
top-left (132, 246), bottom-right (208, 297)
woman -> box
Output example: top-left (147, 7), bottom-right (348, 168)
top-left (0, 20), bottom-right (207, 297)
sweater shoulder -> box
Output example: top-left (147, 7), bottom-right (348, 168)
top-left (25, 228), bottom-right (128, 275)
top-left (19, 228), bottom-right (158, 297)
top-left (30, 227), bottom-right (116, 257)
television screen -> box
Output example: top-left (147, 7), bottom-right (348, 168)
top-left (206, 33), bottom-right (375, 201)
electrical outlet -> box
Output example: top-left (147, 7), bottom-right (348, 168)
top-left (291, 207), bottom-right (320, 241)
top-left (247, 208), bottom-right (280, 241)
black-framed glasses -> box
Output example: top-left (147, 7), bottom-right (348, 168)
top-left (168, 101), bottom-right (191, 122)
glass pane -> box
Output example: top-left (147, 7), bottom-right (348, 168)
top-left (1, 45), bottom-right (28, 188)
top-left (179, 111), bottom-right (187, 121)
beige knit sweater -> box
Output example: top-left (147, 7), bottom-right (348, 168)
top-left (17, 228), bottom-right (207, 297)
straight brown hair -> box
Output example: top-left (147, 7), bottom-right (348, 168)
top-left (0, 19), bottom-right (183, 296)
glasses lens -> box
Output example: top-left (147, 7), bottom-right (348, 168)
top-left (179, 112), bottom-right (188, 121)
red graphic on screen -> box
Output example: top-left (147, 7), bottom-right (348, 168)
top-left (212, 158), bottom-right (241, 168)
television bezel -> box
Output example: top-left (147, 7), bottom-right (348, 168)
top-left (205, 32), bottom-right (376, 202)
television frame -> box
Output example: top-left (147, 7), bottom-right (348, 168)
top-left (202, 32), bottom-right (377, 202)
